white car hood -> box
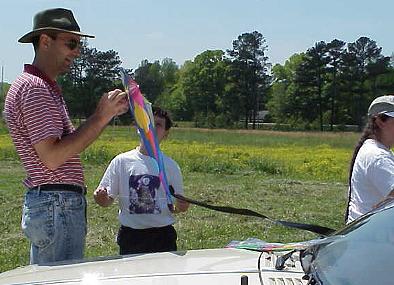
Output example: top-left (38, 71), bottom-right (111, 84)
top-left (0, 248), bottom-right (306, 284)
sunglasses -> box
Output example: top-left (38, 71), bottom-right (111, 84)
top-left (62, 38), bottom-right (83, 51)
top-left (47, 34), bottom-right (82, 51)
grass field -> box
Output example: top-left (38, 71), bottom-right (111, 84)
top-left (0, 125), bottom-right (358, 273)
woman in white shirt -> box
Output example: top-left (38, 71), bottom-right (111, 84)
top-left (346, 95), bottom-right (394, 224)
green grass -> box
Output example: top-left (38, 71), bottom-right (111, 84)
top-left (171, 127), bottom-right (359, 149)
top-left (0, 127), bottom-right (354, 273)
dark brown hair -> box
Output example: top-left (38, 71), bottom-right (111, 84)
top-left (152, 106), bottom-right (173, 130)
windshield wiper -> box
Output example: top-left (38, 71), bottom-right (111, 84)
top-left (275, 249), bottom-right (298, 270)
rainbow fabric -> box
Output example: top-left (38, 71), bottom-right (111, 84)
top-left (226, 237), bottom-right (322, 252)
top-left (120, 68), bottom-right (174, 211)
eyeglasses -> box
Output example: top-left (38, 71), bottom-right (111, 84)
top-left (47, 34), bottom-right (82, 51)
top-left (61, 38), bottom-right (83, 51)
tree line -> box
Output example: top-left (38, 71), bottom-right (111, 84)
top-left (3, 31), bottom-right (394, 131)
top-left (269, 37), bottom-right (393, 131)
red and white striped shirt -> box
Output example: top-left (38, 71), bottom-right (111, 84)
top-left (4, 64), bottom-right (84, 188)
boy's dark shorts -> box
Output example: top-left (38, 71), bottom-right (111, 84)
top-left (117, 224), bottom-right (177, 255)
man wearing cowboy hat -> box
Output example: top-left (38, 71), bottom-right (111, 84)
top-left (3, 8), bottom-right (128, 264)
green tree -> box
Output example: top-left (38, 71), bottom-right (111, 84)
top-left (180, 50), bottom-right (230, 127)
top-left (374, 69), bottom-right (394, 95)
top-left (161, 58), bottom-right (179, 86)
top-left (154, 58), bottom-right (186, 120)
top-left (344, 37), bottom-right (388, 128)
top-left (134, 60), bottom-right (164, 103)
top-left (294, 41), bottom-right (329, 130)
top-left (227, 31), bottom-right (271, 129)
top-left (168, 61), bottom-right (195, 121)
top-left (365, 56), bottom-right (390, 98)
top-left (268, 53), bottom-right (305, 125)
top-left (326, 39), bottom-right (346, 130)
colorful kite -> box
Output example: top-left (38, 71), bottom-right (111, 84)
top-left (119, 68), bottom-right (174, 211)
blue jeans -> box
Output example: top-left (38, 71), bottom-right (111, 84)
top-left (21, 188), bottom-right (87, 264)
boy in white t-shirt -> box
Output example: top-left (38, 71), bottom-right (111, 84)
top-left (94, 107), bottom-right (189, 254)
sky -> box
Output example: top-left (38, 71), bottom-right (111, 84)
top-left (1, 0), bottom-right (393, 83)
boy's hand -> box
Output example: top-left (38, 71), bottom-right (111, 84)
top-left (94, 187), bottom-right (114, 207)
top-left (174, 196), bottom-right (190, 213)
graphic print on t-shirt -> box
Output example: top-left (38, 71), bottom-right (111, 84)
top-left (129, 174), bottom-right (161, 214)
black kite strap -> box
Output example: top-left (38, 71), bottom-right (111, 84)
top-left (169, 187), bottom-right (335, 236)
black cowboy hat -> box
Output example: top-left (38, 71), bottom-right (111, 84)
top-left (18, 8), bottom-right (95, 43)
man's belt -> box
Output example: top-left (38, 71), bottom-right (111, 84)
top-left (30, 184), bottom-right (87, 195)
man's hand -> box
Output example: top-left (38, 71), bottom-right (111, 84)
top-left (95, 89), bottom-right (129, 124)
top-left (94, 187), bottom-right (114, 207)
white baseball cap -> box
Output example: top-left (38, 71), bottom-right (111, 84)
top-left (368, 95), bottom-right (394, 117)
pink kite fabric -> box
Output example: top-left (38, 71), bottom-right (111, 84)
top-left (119, 68), bottom-right (174, 210)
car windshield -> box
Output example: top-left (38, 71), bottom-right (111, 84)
top-left (304, 202), bottom-right (394, 285)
